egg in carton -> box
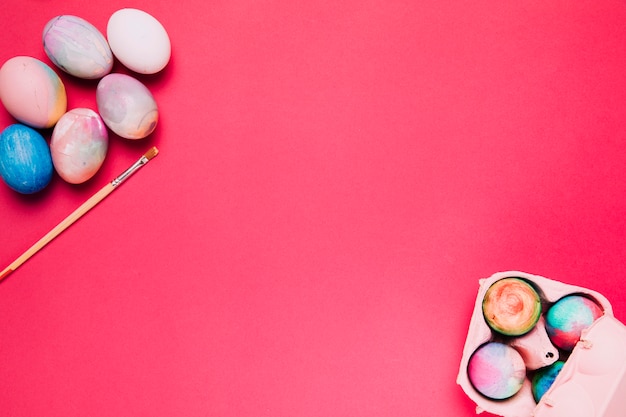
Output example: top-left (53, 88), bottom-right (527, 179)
top-left (457, 271), bottom-right (626, 417)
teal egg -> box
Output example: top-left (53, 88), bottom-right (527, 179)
top-left (0, 124), bottom-right (53, 194)
top-left (532, 361), bottom-right (565, 402)
top-left (546, 295), bottom-right (603, 351)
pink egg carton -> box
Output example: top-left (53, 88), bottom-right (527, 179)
top-left (457, 271), bottom-right (626, 417)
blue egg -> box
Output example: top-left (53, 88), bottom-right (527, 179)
top-left (532, 360), bottom-right (564, 402)
top-left (0, 124), bottom-right (53, 194)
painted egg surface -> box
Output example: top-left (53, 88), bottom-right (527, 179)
top-left (51, 108), bottom-right (108, 184)
top-left (482, 277), bottom-right (542, 336)
top-left (467, 342), bottom-right (526, 400)
top-left (107, 8), bottom-right (171, 74)
top-left (0, 56), bottom-right (67, 128)
top-left (0, 124), bottom-right (53, 194)
top-left (43, 15), bottom-right (113, 79)
top-left (96, 73), bottom-right (158, 139)
top-left (545, 295), bottom-right (603, 351)
top-left (532, 360), bottom-right (564, 403)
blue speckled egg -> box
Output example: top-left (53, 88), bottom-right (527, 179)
top-left (0, 124), bottom-right (53, 194)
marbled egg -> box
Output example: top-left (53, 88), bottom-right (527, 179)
top-left (546, 295), bottom-right (603, 351)
top-left (107, 8), bottom-right (171, 74)
top-left (43, 15), bottom-right (113, 79)
top-left (0, 56), bottom-right (67, 128)
top-left (50, 108), bottom-right (108, 184)
top-left (0, 124), bottom-right (53, 194)
top-left (96, 73), bottom-right (158, 139)
top-left (483, 277), bottom-right (542, 336)
top-left (467, 342), bottom-right (526, 400)
top-left (532, 361), bottom-right (564, 403)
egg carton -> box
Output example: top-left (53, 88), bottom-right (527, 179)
top-left (457, 271), bottom-right (626, 417)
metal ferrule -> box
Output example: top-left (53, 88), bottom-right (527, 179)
top-left (111, 156), bottom-right (148, 187)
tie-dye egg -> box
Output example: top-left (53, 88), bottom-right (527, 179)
top-left (546, 295), bottom-right (603, 351)
top-left (43, 15), bottom-right (113, 80)
top-left (0, 56), bottom-right (67, 129)
top-left (96, 73), bottom-right (158, 139)
top-left (0, 124), bottom-right (53, 194)
top-left (50, 108), bottom-right (108, 184)
top-left (483, 277), bottom-right (542, 336)
top-left (467, 342), bottom-right (526, 400)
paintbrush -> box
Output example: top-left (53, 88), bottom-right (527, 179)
top-left (0, 146), bottom-right (159, 282)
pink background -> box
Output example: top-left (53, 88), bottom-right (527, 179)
top-left (2, 1), bottom-right (626, 416)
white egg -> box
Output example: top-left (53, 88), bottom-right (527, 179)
top-left (107, 8), bottom-right (171, 74)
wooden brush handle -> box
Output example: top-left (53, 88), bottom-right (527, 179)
top-left (0, 183), bottom-right (115, 282)
top-left (0, 147), bottom-right (158, 283)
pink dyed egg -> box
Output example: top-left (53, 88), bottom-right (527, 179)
top-left (50, 108), bottom-right (108, 184)
top-left (467, 342), bottom-right (526, 400)
top-left (96, 73), bottom-right (158, 139)
top-left (0, 56), bottom-right (67, 128)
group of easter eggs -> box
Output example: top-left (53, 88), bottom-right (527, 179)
top-left (467, 277), bottom-right (603, 403)
top-left (0, 9), bottom-right (170, 194)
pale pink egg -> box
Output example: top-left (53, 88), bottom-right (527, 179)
top-left (0, 56), bottom-right (67, 128)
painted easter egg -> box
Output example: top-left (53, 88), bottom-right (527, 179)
top-left (467, 342), bottom-right (526, 400)
top-left (545, 295), bottom-right (603, 351)
top-left (0, 56), bottom-right (67, 128)
top-left (50, 108), bottom-right (108, 184)
top-left (0, 124), bottom-right (53, 194)
top-left (483, 277), bottom-right (542, 336)
top-left (107, 8), bottom-right (171, 74)
top-left (43, 15), bottom-right (113, 79)
top-left (531, 360), bottom-right (564, 403)
top-left (96, 73), bottom-right (158, 139)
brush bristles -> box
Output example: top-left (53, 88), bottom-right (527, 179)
top-left (144, 146), bottom-right (159, 160)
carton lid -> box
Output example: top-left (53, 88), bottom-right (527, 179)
top-left (533, 314), bottom-right (626, 417)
